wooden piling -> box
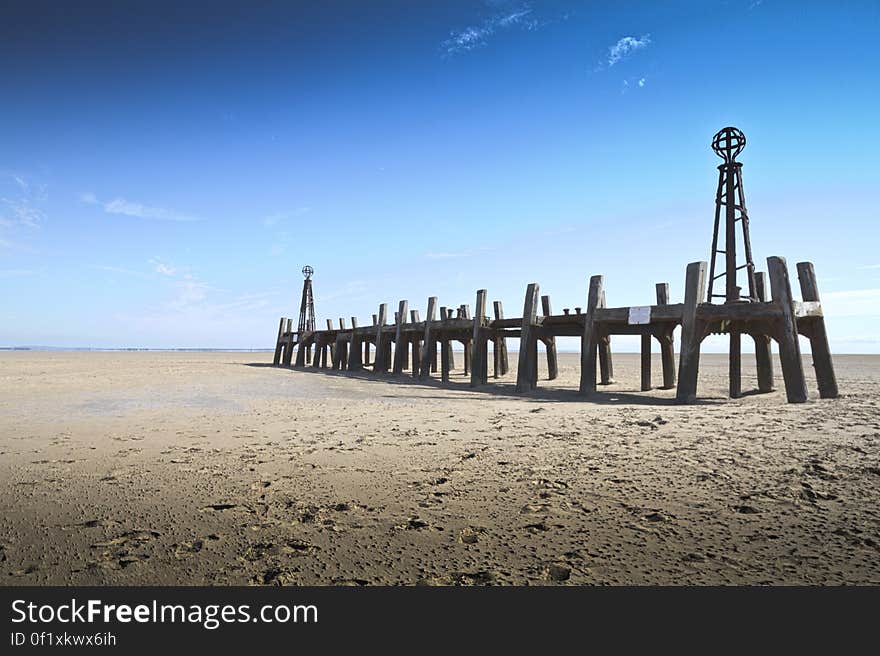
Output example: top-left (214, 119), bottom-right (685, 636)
top-left (439, 307), bottom-right (451, 373)
top-left (373, 305), bottom-right (389, 374)
top-left (797, 261), bottom-right (838, 399)
top-left (493, 301), bottom-right (509, 375)
top-left (324, 319), bottom-right (335, 368)
top-left (676, 261), bottom-right (707, 404)
top-left (640, 332), bottom-right (652, 391)
top-left (578, 276), bottom-right (603, 395)
top-left (282, 318), bottom-right (294, 366)
top-left (273, 317), bottom-right (285, 365)
top-left (541, 295), bottom-right (559, 381)
top-left (768, 256), bottom-right (807, 403)
top-left (516, 283), bottom-right (540, 392)
top-left (598, 291), bottom-right (614, 385)
top-left (753, 272), bottom-right (774, 393)
top-left (470, 290), bottom-right (488, 387)
top-left (294, 332), bottom-right (309, 368)
top-left (655, 283), bottom-right (676, 389)
top-left (418, 297), bottom-right (437, 380)
top-left (348, 317), bottom-right (362, 371)
top-left (729, 329), bottom-right (742, 398)
top-left (410, 310), bottom-right (421, 378)
top-left (392, 300), bottom-right (408, 375)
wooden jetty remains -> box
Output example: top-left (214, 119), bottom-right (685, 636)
top-left (272, 128), bottom-right (838, 404)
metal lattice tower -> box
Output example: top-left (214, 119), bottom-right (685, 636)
top-left (297, 265), bottom-right (316, 337)
top-left (706, 127), bottom-right (757, 303)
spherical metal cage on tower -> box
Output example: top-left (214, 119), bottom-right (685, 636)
top-left (711, 126), bottom-right (746, 163)
top-left (302, 265), bottom-right (314, 279)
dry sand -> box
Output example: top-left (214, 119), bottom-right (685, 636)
top-left (1, 350), bottom-right (878, 585)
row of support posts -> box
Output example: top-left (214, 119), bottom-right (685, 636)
top-left (276, 256), bottom-right (836, 405)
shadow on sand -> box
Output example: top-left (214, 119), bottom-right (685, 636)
top-left (241, 362), bottom-right (726, 406)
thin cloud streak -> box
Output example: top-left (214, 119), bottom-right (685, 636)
top-left (442, 6), bottom-right (539, 55)
top-left (81, 192), bottom-right (203, 222)
top-left (606, 34), bottom-right (651, 67)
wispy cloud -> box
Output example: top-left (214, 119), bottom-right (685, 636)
top-left (0, 198), bottom-right (44, 227)
top-left (148, 257), bottom-right (177, 276)
top-left (622, 76), bottom-right (648, 92)
top-left (262, 207), bottom-right (311, 227)
top-left (859, 264), bottom-right (880, 270)
top-left (442, 5), bottom-right (539, 55)
top-left (606, 34), bottom-right (651, 67)
top-left (1, 174), bottom-right (47, 229)
top-left (80, 192), bottom-right (202, 222)
top-left (0, 268), bottom-right (38, 278)
top-left (170, 276), bottom-right (211, 308)
top-left (821, 288), bottom-right (880, 318)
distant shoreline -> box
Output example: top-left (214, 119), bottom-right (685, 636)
top-left (0, 347), bottom-right (274, 352)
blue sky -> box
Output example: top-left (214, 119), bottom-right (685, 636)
top-left (1, 0), bottom-right (878, 352)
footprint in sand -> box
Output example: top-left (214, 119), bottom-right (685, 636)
top-left (448, 571), bottom-right (495, 585)
top-left (199, 503), bottom-right (239, 512)
top-left (731, 504), bottom-right (761, 514)
top-left (458, 526), bottom-right (487, 544)
top-left (398, 518), bottom-right (430, 531)
top-left (89, 530), bottom-right (160, 569)
top-left (172, 535), bottom-right (219, 559)
top-left (542, 563), bottom-right (572, 582)
top-left (331, 578), bottom-right (369, 586)
top-left (242, 539), bottom-right (318, 562)
top-left (251, 567), bottom-right (300, 586)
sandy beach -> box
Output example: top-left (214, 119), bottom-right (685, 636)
top-left (1, 350), bottom-right (878, 585)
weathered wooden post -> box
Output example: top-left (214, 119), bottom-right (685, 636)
top-left (655, 283), bottom-right (676, 389)
top-left (768, 256), bottom-right (807, 403)
top-left (312, 336), bottom-right (323, 367)
top-left (640, 331), bottom-right (652, 391)
top-left (273, 317), bottom-right (286, 365)
top-left (516, 283), bottom-right (540, 392)
top-left (440, 307), bottom-right (454, 373)
top-left (373, 305), bottom-right (389, 373)
top-left (440, 333), bottom-right (451, 382)
top-left (752, 273), bottom-right (774, 392)
top-left (676, 262), bottom-right (707, 403)
top-left (541, 295), bottom-right (558, 381)
top-left (392, 300), bottom-right (409, 375)
top-left (729, 327), bottom-right (742, 398)
top-left (409, 310), bottom-right (421, 377)
top-left (348, 317), bottom-right (362, 371)
top-left (325, 319), bottom-right (336, 368)
top-left (470, 290), bottom-right (489, 387)
top-left (282, 318), bottom-right (295, 366)
top-left (796, 261), bottom-right (838, 399)
top-left (493, 300), bottom-right (509, 377)
top-left (458, 304), bottom-right (469, 376)
top-left (598, 290), bottom-right (614, 385)
top-left (418, 297), bottom-right (437, 380)
top-left (578, 276), bottom-right (603, 395)
top-left (294, 332), bottom-right (309, 367)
